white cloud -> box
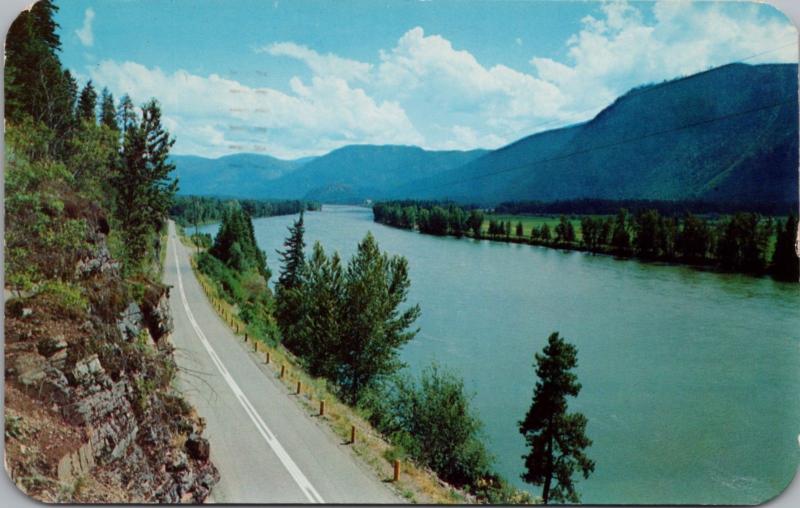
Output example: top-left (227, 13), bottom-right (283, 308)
top-left (261, 42), bottom-right (373, 83)
top-left (90, 60), bottom-right (422, 158)
top-left (530, 0), bottom-right (798, 118)
top-left (75, 8), bottom-right (95, 47)
top-left (83, 0), bottom-right (797, 157)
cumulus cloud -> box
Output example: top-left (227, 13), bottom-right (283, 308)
top-left (75, 8), bottom-right (95, 47)
top-left (90, 60), bottom-right (422, 158)
top-left (261, 42), bottom-right (373, 83)
top-left (530, 0), bottom-right (798, 118)
top-left (83, 0), bottom-right (797, 157)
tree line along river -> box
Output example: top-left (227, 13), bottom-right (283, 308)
top-left (200, 205), bottom-right (800, 505)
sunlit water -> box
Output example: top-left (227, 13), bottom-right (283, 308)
top-left (199, 205), bottom-right (800, 504)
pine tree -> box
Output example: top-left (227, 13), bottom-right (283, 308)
top-left (519, 333), bottom-right (594, 504)
top-left (771, 214), bottom-right (799, 282)
top-left (115, 99), bottom-right (177, 266)
top-left (275, 212), bottom-right (306, 346)
top-left (297, 242), bottom-right (344, 377)
top-left (118, 94), bottom-right (137, 133)
top-left (100, 87), bottom-right (118, 130)
top-left (77, 80), bottom-right (98, 123)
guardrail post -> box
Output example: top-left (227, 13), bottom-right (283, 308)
top-left (393, 459), bottom-right (401, 482)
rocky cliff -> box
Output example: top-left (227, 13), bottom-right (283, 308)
top-left (4, 211), bottom-right (218, 502)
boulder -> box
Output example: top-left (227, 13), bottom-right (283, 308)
top-left (185, 434), bottom-right (210, 462)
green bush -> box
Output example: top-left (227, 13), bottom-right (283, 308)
top-left (363, 364), bottom-right (492, 488)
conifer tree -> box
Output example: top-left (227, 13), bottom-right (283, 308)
top-left (100, 87), bottom-right (118, 130)
top-left (519, 333), bottom-right (594, 504)
top-left (77, 80), bottom-right (98, 123)
top-left (275, 212), bottom-right (306, 345)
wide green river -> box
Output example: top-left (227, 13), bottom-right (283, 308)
top-left (200, 205), bottom-right (800, 504)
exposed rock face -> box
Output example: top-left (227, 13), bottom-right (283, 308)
top-left (5, 233), bottom-right (218, 502)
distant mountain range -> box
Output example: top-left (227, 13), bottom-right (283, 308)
top-left (173, 63), bottom-right (798, 208)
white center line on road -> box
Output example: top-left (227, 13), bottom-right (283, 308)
top-left (170, 231), bottom-right (325, 504)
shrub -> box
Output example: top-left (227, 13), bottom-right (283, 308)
top-left (363, 364), bottom-right (492, 488)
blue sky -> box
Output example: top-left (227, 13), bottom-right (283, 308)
top-left (54, 0), bottom-right (797, 158)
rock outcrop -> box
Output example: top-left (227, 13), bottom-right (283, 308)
top-left (4, 228), bottom-right (218, 502)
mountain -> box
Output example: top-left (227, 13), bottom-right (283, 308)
top-left (264, 145), bottom-right (488, 202)
top-left (397, 63), bottom-right (798, 207)
top-left (171, 153), bottom-right (308, 197)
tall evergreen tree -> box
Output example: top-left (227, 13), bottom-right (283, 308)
top-left (297, 242), bottom-right (344, 377)
top-left (77, 80), bottom-right (98, 123)
top-left (519, 333), bottom-right (594, 504)
top-left (771, 214), bottom-right (799, 282)
top-left (115, 99), bottom-right (177, 265)
top-left (100, 87), bottom-right (118, 130)
top-left (275, 212), bottom-right (306, 345)
top-left (118, 94), bottom-right (137, 133)
top-left (338, 233), bottom-right (420, 404)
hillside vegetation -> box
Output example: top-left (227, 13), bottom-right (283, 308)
top-left (4, 2), bottom-right (217, 501)
top-left (400, 63), bottom-right (798, 206)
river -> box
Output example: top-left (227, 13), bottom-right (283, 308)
top-left (199, 205), bottom-right (800, 504)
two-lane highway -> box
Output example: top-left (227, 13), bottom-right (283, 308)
top-left (164, 221), bottom-right (400, 503)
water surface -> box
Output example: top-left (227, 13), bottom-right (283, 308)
top-left (200, 205), bottom-right (800, 504)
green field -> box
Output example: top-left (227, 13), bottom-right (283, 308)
top-left (484, 214), bottom-right (603, 242)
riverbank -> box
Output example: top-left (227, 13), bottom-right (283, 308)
top-left (372, 202), bottom-right (798, 282)
top-left (176, 227), bottom-right (530, 504)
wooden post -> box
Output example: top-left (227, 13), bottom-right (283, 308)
top-left (319, 400), bottom-right (325, 417)
top-left (280, 364), bottom-right (285, 379)
top-left (350, 425), bottom-right (356, 445)
top-left (393, 459), bottom-right (400, 482)
top-left (296, 380), bottom-right (302, 395)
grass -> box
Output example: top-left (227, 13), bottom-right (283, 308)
top-left (179, 231), bottom-right (469, 504)
top-left (484, 214), bottom-right (594, 242)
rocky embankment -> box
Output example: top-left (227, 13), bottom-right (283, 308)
top-left (4, 214), bottom-right (218, 502)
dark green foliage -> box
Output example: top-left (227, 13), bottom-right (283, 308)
top-left (5, 0), bottom-right (77, 156)
top-left (117, 94), bottom-right (137, 133)
top-left (170, 195), bottom-right (316, 227)
top-left (496, 198), bottom-right (795, 217)
top-left (364, 365), bottom-right (491, 487)
top-left (337, 233), bottom-right (420, 404)
top-left (114, 99), bottom-right (178, 269)
top-left (275, 212), bottom-right (306, 346)
top-left (611, 209), bottom-right (632, 256)
top-left (715, 213), bottom-right (771, 273)
top-left (209, 205), bottom-right (268, 279)
top-left (402, 64), bottom-right (798, 208)
top-left (771, 215), bottom-right (799, 281)
top-left (554, 215), bottom-right (576, 246)
top-left (294, 243), bottom-right (344, 377)
top-left (100, 87), bottom-right (118, 131)
top-left (519, 333), bottom-right (594, 504)
top-left (468, 210), bottom-right (484, 237)
top-left (77, 80), bottom-right (97, 123)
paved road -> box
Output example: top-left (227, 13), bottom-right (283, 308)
top-left (164, 221), bottom-right (400, 503)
